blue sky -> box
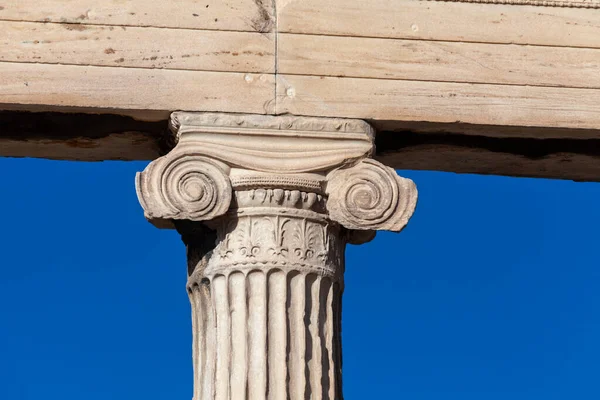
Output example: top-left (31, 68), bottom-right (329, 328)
top-left (1, 158), bottom-right (599, 399)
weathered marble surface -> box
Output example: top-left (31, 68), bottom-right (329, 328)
top-left (136, 112), bottom-right (417, 399)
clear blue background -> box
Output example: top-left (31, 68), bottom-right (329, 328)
top-left (1, 158), bottom-right (599, 399)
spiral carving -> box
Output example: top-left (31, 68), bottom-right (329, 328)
top-left (136, 154), bottom-right (232, 225)
top-left (326, 159), bottom-right (417, 232)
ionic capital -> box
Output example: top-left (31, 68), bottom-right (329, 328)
top-left (136, 112), bottom-right (417, 237)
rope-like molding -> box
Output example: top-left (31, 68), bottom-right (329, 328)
top-left (231, 175), bottom-right (325, 193)
top-left (426, 0), bottom-right (600, 8)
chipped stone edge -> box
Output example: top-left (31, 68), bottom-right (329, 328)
top-left (169, 112), bottom-right (376, 140)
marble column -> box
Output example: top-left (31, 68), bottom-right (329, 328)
top-left (136, 112), bottom-right (418, 400)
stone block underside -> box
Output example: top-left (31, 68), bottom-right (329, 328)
top-left (2, 110), bottom-right (600, 183)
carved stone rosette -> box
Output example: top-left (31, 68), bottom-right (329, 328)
top-left (136, 112), bottom-right (418, 400)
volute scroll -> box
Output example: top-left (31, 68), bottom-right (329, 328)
top-left (135, 153), bottom-right (232, 228)
top-left (326, 159), bottom-right (418, 232)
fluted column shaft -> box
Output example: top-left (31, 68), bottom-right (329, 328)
top-left (136, 112), bottom-right (418, 400)
top-left (185, 188), bottom-right (345, 400)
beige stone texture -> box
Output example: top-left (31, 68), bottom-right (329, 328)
top-left (136, 112), bottom-right (417, 399)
